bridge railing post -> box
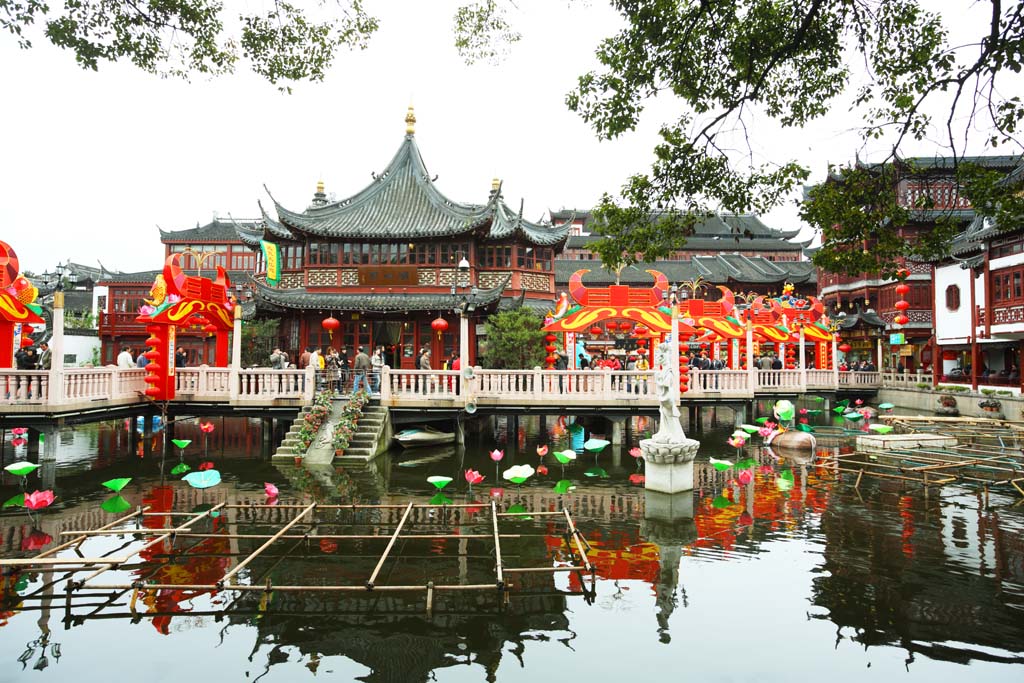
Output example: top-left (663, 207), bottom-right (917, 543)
top-left (380, 366), bottom-right (392, 402)
top-left (303, 365), bottom-right (316, 402)
top-left (533, 367), bottom-right (543, 400)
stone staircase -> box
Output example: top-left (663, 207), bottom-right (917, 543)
top-left (272, 405), bottom-right (313, 458)
top-left (339, 402), bottom-right (390, 461)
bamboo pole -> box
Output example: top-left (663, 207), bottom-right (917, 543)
top-left (79, 583), bottom-right (505, 592)
top-left (59, 530), bottom-right (521, 540)
top-left (503, 566), bottom-right (586, 573)
top-left (73, 503), bottom-right (226, 586)
top-left (366, 502), bottom-right (413, 589)
top-left (219, 502), bottom-right (315, 586)
top-left (34, 506), bottom-right (149, 559)
top-left (563, 508), bottom-right (592, 572)
top-left (491, 501), bottom-right (504, 589)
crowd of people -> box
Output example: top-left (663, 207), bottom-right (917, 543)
top-left (269, 344), bottom-right (385, 394)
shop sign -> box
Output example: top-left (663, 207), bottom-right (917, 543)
top-left (889, 333), bottom-right (905, 345)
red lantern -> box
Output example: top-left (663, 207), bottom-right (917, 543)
top-left (634, 324), bottom-right (648, 337)
top-left (545, 354), bottom-right (558, 365)
top-left (894, 299), bottom-right (910, 311)
top-left (322, 315), bottom-right (340, 340)
top-left (589, 326), bottom-right (603, 338)
top-left (895, 283), bottom-right (910, 296)
top-left (606, 321), bottom-right (618, 332)
top-left (619, 324), bottom-right (633, 336)
top-left (431, 316), bottom-right (449, 339)
top-left (544, 333), bottom-right (557, 343)
top-left (839, 343), bottom-right (852, 353)
top-left (637, 338), bottom-right (647, 348)
top-left (894, 314), bottom-right (910, 325)
top-left (545, 344), bottom-right (557, 353)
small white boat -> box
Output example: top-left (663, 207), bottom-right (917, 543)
top-left (395, 426), bottom-right (455, 448)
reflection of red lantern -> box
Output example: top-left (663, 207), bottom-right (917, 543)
top-left (589, 326), bottom-right (603, 338)
top-left (895, 283), bottom-right (910, 296)
top-left (839, 343), bottom-right (851, 353)
top-left (322, 315), bottom-right (340, 340)
top-left (894, 314), bottom-right (909, 325)
top-left (431, 316), bottom-right (449, 339)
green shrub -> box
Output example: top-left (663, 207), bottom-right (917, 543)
top-left (995, 390), bottom-right (1013, 397)
top-left (916, 382), bottom-right (930, 389)
top-left (981, 388), bottom-right (996, 396)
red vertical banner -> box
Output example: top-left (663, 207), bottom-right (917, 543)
top-left (816, 342), bottom-right (829, 370)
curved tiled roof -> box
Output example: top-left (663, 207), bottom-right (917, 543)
top-left (243, 135), bottom-right (570, 247)
top-left (250, 273), bottom-right (511, 313)
top-left (553, 257), bottom-right (816, 286)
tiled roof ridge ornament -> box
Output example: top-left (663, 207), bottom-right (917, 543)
top-left (405, 105), bottom-right (416, 135)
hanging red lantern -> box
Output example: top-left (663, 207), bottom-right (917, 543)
top-left (619, 324), bottom-right (633, 336)
top-left (589, 326), bottom-right (603, 338)
top-left (544, 333), bottom-right (557, 344)
top-left (839, 343), bottom-right (852, 353)
top-left (431, 316), bottom-right (449, 339)
top-left (606, 321), bottom-right (618, 332)
top-left (894, 314), bottom-right (910, 325)
top-left (894, 299), bottom-right (910, 311)
top-left (192, 315), bottom-right (209, 328)
top-left (322, 315), bottom-right (340, 340)
top-left (637, 338), bottom-right (647, 348)
top-left (545, 344), bottom-right (557, 353)
top-left (895, 283), bottom-right (910, 296)
top-left (545, 354), bottom-right (558, 365)
top-left (634, 324), bottom-right (648, 337)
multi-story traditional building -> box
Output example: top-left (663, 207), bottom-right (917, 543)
top-left (934, 162), bottom-right (1024, 390)
top-left (814, 155), bottom-right (1019, 372)
top-left (230, 108), bottom-right (570, 368)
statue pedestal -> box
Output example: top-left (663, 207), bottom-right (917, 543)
top-left (641, 438), bottom-right (700, 494)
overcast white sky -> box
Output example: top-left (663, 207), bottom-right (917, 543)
top-left (0, 0), bottom-right (1016, 275)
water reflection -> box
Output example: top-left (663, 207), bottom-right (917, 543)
top-left (0, 405), bottom-right (1022, 680)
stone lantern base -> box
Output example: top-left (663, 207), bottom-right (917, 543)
top-left (640, 438), bottom-right (700, 494)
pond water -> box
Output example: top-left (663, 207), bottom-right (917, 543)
top-left (1, 402), bottom-right (1022, 682)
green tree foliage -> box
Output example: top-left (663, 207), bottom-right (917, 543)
top-left (241, 318), bottom-right (280, 368)
top-left (560, 0), bottom-right (1024, 275)
top-left (1, 0), bottom-right (379, 87)
top-left (481, 308), bottom-right (546, 369)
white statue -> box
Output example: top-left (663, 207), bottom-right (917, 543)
top-left (652, 340), bottom-right (686, 443)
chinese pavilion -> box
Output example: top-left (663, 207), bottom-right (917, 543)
top-left (233, 108), bottom-right (570, 368)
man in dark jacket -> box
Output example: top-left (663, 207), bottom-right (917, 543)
top-left (352, 346), bottom-right (371, 393)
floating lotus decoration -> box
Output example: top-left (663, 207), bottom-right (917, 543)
top-left (427, 475), bottom-right (453, 490)
top-left (182, 469), bottom-right (221, 489)
top-left (553, 450), bottom-right (577, 464)
top-left (429, 492), bottom-right (453, 506)
top-left (502, 464), bottom-right (535, 485)
top-left (199, 422), bottom-right (215, 433)
top-left (553, 480), bottom-right (575, 494)
top-left (878, 402), bottom-right (894, 411)
top-left (4, 461), bottom-right (40, 477)
top-left (727, 430), bottom-right (747, 449)
top-left (170, 462), bottom-right (191, 475)
top-left (869, 424), bottom-right (894, 434)
top-left (10, 427), bottom-right (27, 436)
top-left (584, 466), bottom-right (608, 478)
top-left (264, 482), bottom-right (279, 498)
top-left (738, 424), bottom-right (759, 434)
top-left (537, 464), bottom-right (548, 476)
top-left (583, 438), bottom-right (609, 454)
top-left (629, 473), bottom-right (645, 486)
top-left (101, 496), bottom-right (131, 514)
top-left (536, 445), bottom-right (548, 457)
top-left (198, 461), bottom-right (215, 471)
top-left (709, 457), bottom-right (734, 471)
top-left (773, 399), bottom-right (795, 422)
top-left (101, 478), bottom-right (131, 493)
top-left (464, 469), bottom-right (485, 489)
top-left (489, 449), bottom-right (504, 463)
top-left (757, 423), bottom-right (776, 438)
top-left (737, 469), bottom-right (754, 486)
top-left (24, 490), bottom-right (55, 510)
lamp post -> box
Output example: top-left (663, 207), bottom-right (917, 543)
top-left (455, 257), bottom-right (471, 395)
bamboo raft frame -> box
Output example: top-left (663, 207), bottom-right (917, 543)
top-left (0, 501), bottom-right (598, 617)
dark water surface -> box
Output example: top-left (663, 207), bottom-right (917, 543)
top-left (1, 404), bottom-right (1022, 682)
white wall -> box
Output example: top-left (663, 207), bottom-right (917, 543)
top-left (934, 263), bottom-right (973, 345)
top-left (63, 332), bottom-right (101, 367)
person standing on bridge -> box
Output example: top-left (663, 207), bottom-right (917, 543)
top-left (117, 346), bottom-right (134, 369)
top-left (353, 346), bottom-right (371, 393)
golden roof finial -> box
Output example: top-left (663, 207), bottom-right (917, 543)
top-left (405, 105), bottom-right (416, 135)
top-left (316, 179), bottom-right (325, 194)
top-left (491, 178), bottom-right (500, 191)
